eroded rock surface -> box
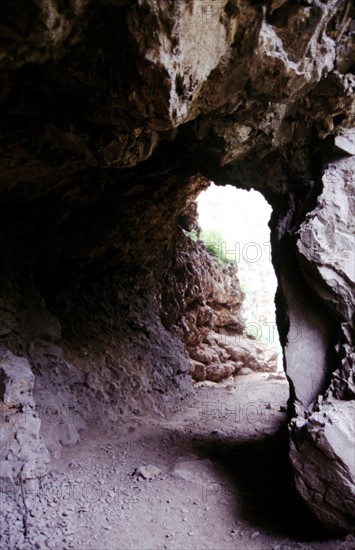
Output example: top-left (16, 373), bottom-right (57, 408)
top-left (0, 350), bottom-right (49, 491)
top-left (287, 156), bottom-right (355, 533)
top-left (160, 226), bottom-right (278, 382)
top-left (290, 398), bottom-right (355, 534)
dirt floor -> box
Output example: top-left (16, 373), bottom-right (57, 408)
top-left (1, 373), bottom-right (354, 550)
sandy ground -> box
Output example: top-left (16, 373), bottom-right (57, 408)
top-left (1, 373), bottom-right (354, 550)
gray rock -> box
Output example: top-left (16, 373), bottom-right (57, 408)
top-left (284, 158), bottom-right (355, 532)
top-left (334, 132), bottom-right (354, 156)
top-left (134, 464), bottom-right (162, 480)
top-left (0, 350), bottom-right (35, 406)
top-left (0, 349), bottom-right (50, 484)
top-left (290, 399), bottom-right (355, 533)
top-left (238, 367), bottom-right (253, 376)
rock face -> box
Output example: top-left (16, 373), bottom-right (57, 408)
top-left (0, 0), bottom-right (354, 534)
top-left (160, 225), bottom-right (278, 382)
top-left (287, 156), bottom-right (355, 533)
top-left (290, 399), bottom-right (355, 534)
top-left (0, 350), bottom-right (50, 490)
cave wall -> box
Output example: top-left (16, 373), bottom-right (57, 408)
top-left (288, 157), bottom-right (355, 534)
top-left (0, 0), bottom-right (354, 534)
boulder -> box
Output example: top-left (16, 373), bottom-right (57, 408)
top-left (0, 349), bottom-right (50, 487)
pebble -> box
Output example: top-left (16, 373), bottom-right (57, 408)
top-left (251, 531), bottom-right (260, 539)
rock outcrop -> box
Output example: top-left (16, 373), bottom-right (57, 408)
top-left (287, 156), bottom-right (355, 533)
top-left (0, 350), bottom-right (50, 492)
top-left (0, 0), bottom-right (354, 534)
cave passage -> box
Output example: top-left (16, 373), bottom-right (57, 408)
top-left (197, 183), bottom-right (283, 367)
top-left (0, 0), bottom-right (354, 546)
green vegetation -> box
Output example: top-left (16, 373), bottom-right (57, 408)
top-left (201, 228), bottom-right (225, 262)
top-left (187, 229), bottom-right (198, 242)
top-left (187, 227), bottom-right (235, 265)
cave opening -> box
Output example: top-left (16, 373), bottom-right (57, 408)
top-left (165, 180), bottom-right (339, 543)
top-left (157, 180), bottom-right (334, 541)
top-left (196, 182), bottom-right (283, 368)
top-left (178, 179), bottom-right (286, 388)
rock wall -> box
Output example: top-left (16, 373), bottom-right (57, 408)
top-left (0, 172), bottom-right (205, 473)
top-left (0, 350), bottom-right (50, 490)
top-left (0, 0), bottom-right (354, 534)
top-left (288, 157), bottom-right (355, 533)
top-left (160, 217), bottom-right (278, 383)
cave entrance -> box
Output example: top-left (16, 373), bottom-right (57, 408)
top-left (196, 182), bottom-right (283, 371)
top-left (174, 184), bottom-right (329, 541)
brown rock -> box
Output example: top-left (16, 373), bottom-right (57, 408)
top-left (205, 363), bottom-right (236, 383)
top-left (189, 361), bottom-right (206, 382)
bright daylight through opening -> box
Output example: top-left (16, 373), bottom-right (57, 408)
top-left (197, 183), bottom-right (283, 370)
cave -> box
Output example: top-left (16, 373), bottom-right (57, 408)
top-left (0, 1), bottom-right (354, 548)
top-left (196, 183), bottom-right (282, 352)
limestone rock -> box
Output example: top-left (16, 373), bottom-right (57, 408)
top-left (290, 399), bottom-right (355, 533)
top-left (0, 352), bottom-right (35, 407)
top-left (212, 334), bottom-right (278, 374)
top-left (297, 159), bottom-right (355, 325)
top-left (334, 131), bottom-right (355, 156)
top-left (205, 363), bottom-right (236, 383)
top-left (134, 464), bottom-right (162, 480)
top-left (0, 349), bottom-right (50, 486)
top-left (189, 345), bottom-right (220, 366)
top-left (238, 367), bottom-right (253, 376)
top-left (284, 156), bottom-right (355, 533)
